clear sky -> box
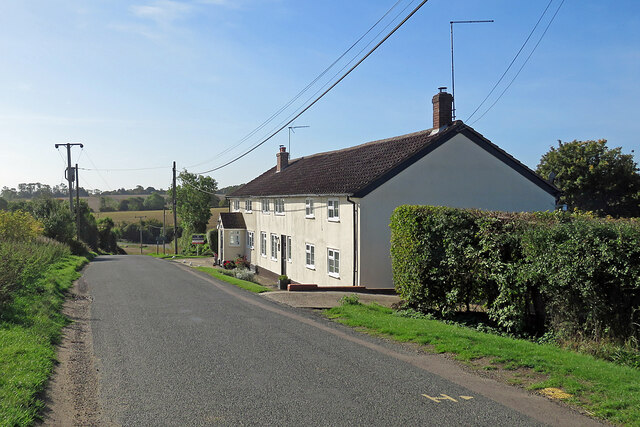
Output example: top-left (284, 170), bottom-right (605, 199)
top-left (1, 0), bottom-right (639, 192)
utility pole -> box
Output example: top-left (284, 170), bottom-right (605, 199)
top-left (173, 161), bottom-right (178, 255)
top-left (54, 143), bottom-right (83, 212)
top-left (75, 164), bottom-right (80, 240)
top-left (135, 215), bottom-right (146, 255)
top-left (162, 203), bottom-right (166, 255)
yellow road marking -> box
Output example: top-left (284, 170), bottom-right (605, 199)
top-left (459, 396), bottom-right (474, 400)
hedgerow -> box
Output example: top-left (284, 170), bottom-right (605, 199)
top-left (390, 206), bottom-right (640, 345)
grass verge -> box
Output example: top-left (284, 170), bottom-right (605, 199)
top-left (326, 302), bottom-right (640, 425)
top-left (0, 255), bottom-right (88, 426)
top-left (195, 267), bottom-right (271, 293)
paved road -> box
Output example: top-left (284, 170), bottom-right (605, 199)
top-left (86, 256), bottom-right (595, 426)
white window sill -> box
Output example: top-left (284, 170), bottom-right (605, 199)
top-left (329, 272), bottom-right (340, 279)
top-left (261, 254), bottom-right (267, 258)
top-left (305, 215), bottom-right (315, 219)
top-left (262, 212), bottom-right (270, 215)
top-left (328, 218), bottom-right (340, 222)
top-left (245, 211), bottom-right (252, 214)
top-left (287, 259), bottom-right (292, 263)
top-left (305, 265), bottom-right (315, 270)
top-left (275, 212), bottom-right (285, 216)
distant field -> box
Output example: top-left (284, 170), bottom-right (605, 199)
top-left (81, 194), bottom-right (164, 212)
top-left (94, 207), bottom-right (228, 229)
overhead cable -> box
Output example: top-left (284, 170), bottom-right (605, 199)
top-left (185, 0), bottom-right (407, 169)
top-left (197, 0), bottom-right (431, 174)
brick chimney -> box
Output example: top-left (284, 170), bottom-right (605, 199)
top-left (432, 87), bottom-right (453, 129)
top-left (276, 145), bottom-right (289, 172)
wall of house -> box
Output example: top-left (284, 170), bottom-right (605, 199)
top-left (217, 226), bottom-right (246, 264)
top-left (359, 133), bottom-right (557, 289)
top-left (230, 196), bottom-right (355, 286)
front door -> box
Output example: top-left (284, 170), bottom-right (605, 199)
top-left (280, 234), bottom-right (287, 276)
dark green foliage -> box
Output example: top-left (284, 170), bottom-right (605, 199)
top-left (390, 206), bottom-right (640, 344)
top-left (206, 228), bottom-right (218, 254)
top-left (0, 197), bottom-right (7, 211)
top-left (97, 217), bottom-right (119, 253)
top-left (537, 139), bottom-right (640, 217)
top-left (99, 196), bottom-right (117, 212)
top-left (171, 170), bottom-right (218, 233)
top-left (143, 192), bottom-right (166, 210)
top-left (23, 198), bottom-right (75, 243)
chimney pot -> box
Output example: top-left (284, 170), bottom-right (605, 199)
top-left (276, 147), bottom-right (289, 172)
top-left (432, 89), bottom-right (453, 129)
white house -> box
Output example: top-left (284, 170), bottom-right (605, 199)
top-left (219, 89), bottom-right (560, 289)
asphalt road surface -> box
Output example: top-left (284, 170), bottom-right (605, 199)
top-left (85, 256), bottom-right (597, 426)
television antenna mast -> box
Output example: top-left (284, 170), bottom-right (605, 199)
top-left (450, 20), bottom-right (494, 120)
top-left (288, 125), bottom-right (310, 154)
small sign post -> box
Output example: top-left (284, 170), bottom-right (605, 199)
top-left (191, 234), bottom-right (206, 256)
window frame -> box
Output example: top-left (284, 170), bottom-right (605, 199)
top-left (305, 198), bottom-right (314, 218)
top-left (328, 248), bottom-right (340, 278)
top-left (305, 243), bottom-right (315, 270)
top-left (270, 233), bottom-right (278, 261)
top-left (245, 199), bottom-right (252, 213)
top-left (286, 236), bottom-right (292, 263)
top-left (274, 198), bottom-right (285, 215)
top-left (261, 199), bottom-right (270, 214)
top-left (328, 198), bottom-right (340, 221)
top-left (233, 199), bottom-right (240, 212)
top-left (229, 230), bottom-right (240, 247)
top-left (247, 231), bottom-right (254, 249)
top-left (260, 232), bottom-right (267, 257)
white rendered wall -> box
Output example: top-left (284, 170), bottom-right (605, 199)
top-left (359, 133), bottom-right (556, 289)
top-left (229, 196), bottom-right (354, 286)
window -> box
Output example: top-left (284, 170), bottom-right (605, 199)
top-left (305, 198), bottom-right (314, 218)
top-left (286, 236), bottom-right (292, 262)
top-left (260, 232), bottom-right (267, 257)
top-left (261, 199), bottom-right (270, 214)
top-left (328, 248), bottom-right (340, 277)
top-left (229, 230), bottom-right (240, 247)
top-left (245, 200), bottom-right (252, 213)
top-left (247, 231), bottom-right (254, 249)
top-left (233, 200), bottom-right (240, 211)
top-left (274, 198), bottom-right (285, 215)
top-left (328, 199), bottom-right (339, 221)
top-left (270, 234), bottom-right (278, 260)
top-left (305, 243), bottom-right (315, 269)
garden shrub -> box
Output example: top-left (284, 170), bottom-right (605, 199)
top-left (390, 206), bottom-right (640, 344)
top-left (234, 268), bottom-right (255, 282)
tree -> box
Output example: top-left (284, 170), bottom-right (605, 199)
top-left (537, 139), bottom-right (640, 217)
top-left (143, 192), bottom-right (166, 210)
top-left (0, 197), bottom-right (7, 211)
top-left (172, 171), bottom-right (217, 233)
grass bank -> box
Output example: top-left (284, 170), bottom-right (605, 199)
top-left (326, 302), bottom-right (640, 425)
top-left (195, 266), bottom-right (271, 294)
top-left (0, 255), bottom-right (88, 426)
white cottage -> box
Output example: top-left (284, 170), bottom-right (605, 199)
top-left (221, 90), bottom-right (560, 289)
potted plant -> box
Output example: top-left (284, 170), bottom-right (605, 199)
top-left (278, 275), bottom-right (291, 290)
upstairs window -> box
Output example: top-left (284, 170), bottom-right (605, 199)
top-left (261, 199), bottom-right (270, 214)
top-left (305, 198), bottom-right (314, 218)
top-left (233, 200), bottom-right (240, 212)
top-left (247, 231), bottom-right (254, 249)
top-left (274, 198), bottom-right (285, 215)
top-left (328, 199), bottom-right (339, 221)
top-left (245, 200), bottom-right (252, 213)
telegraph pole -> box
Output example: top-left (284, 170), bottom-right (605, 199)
top-left (172, 161), bottom-right (178, 255)
top-left (54, 143), bottom-right (83, 212)
top-left (135, 215), bottom-right (146, 255)
top-left (162, 203), bottom-right (166, 255)
top-left (75, 164), bottom-right (80, 239)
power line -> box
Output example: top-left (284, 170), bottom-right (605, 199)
top-left (82, 150), bottom-right (114, 192)
top-left (465, 0), bottom-right (554, 122)
top-left (177, 176), bottom-right (218, 195)
top-left (185, 0), bottom-right (408, 170)
top-left (197, 0), bottom-right (431, 174)
top-left (470, 0), bottom-right (566, 125)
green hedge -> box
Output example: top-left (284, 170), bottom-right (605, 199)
top-left (390, 206), bottom-right (640, 343)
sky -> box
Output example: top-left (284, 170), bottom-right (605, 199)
top-left (1, 0), bottom-right (639, 193)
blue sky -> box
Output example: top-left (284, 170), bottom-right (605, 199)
top-left (1, 0), bottom-right (639, 192)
